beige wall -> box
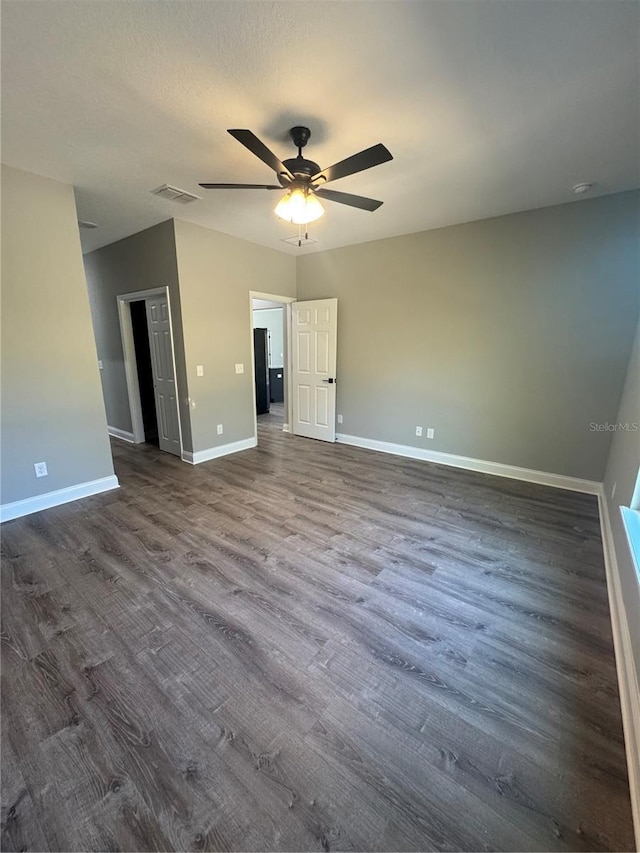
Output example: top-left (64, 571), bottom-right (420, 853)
top-left (83, 220), bottom-right (192, 449)
top-left (297, 191), bottom-right (640, 481)
top-left (604, 319), bottom-right (640, 671)
top-left (173, 219), bottom-right (296, 453)
top-left (1, 165), bottom-right (115, 504)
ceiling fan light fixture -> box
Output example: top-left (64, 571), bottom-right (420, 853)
top-left (275, 187), bottom-right (324, 225)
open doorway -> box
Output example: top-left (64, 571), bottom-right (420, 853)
top-left (129, 300), bottom-right (159, 446)
top-left (253, 305), bottom-right (284, 427)
top-left (117, 287), bottom-right (183, 457)
top-left (249, 292), bottom-right (295, 444)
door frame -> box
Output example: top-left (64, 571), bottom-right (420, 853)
top-left (249, 291), bottom-right (295, 442)
top-left (117, 286), bottom-right (183, 454)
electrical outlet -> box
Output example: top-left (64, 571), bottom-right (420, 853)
top-left (337, 414), bottom-right (343, 424)
top-left (235, 363), bottom-right (244, 374)
top-left (196, 365), bottom-right (204, 377)
top-left (217, 424), bottom-right (224, 435)
top-left (34, 462), bottom-right (48, 478)
top-left (427, 428), bottom-right (435, 439)
top-left (415, 426), bottom-right (423, 437)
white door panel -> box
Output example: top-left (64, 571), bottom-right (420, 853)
top-left (298, 385), bottom-right (311, 424)
top-left (316, 330), bottom-right (330, 374)
top-left (158, 393), bottom-right (169, 440)
top-left (315, 386), bottom-right (329, 427)
top-left (297, 331), bottom-right (311, 373)
top-left (145, 295), bottom-right (181, 456)
top-left (292, 298), bottom-right (337, 442)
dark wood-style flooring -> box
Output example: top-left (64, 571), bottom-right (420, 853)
top-left (1, 418), bottom-right (635, 852)
top-left (258, 402), bottom-right (285, 429)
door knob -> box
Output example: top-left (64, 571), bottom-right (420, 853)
top-left (322, 378), bottom-right (336, 384)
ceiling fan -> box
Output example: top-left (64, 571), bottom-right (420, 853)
top-left (199, 126), bottom-right (393, 227)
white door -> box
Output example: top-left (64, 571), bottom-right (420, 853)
top-left (292, 298), bottom-right (338, 442)
top-left (145, 295), bottom-right (181, 456)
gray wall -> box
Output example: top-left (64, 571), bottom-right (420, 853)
top-left (297, 191), bottom-right (640, 481)
top-left (603, 319), bottom-right (640, 676)
top-left (84, 219), bottom-right (296, 457)
top-left (253, 308), bottom-right (285, 368)
top-left (173, 219), bottom-right (296, 453)
top-left (1, 165), bottom-right (114, 504)
top-left (83, 220), bottom-right (192, 451)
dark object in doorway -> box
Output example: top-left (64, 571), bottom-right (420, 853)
top-left (269, 368), bottom-right (284, 403)
top-left (254, 328), bottom-right (270, 415)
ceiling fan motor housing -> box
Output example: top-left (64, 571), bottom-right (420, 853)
top-left (280, 126), bottom-right (320, 185)
top-left (281, 157), bottom-right (321, 183)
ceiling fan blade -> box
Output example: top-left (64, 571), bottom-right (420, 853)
top-left (227, 129), bottom-right (294, 180)
top-left (314, 188), bottom-right (383, 212)
top-left (199, 183), bottom-right (283, 189)
top-left (312, 143), bottom-right (392, 185)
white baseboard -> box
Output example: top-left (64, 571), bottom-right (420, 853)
top-left (335, 433), bottom-right (601, 494)
top-left (108, 425), bottom-right (135, 443)
top-left (0, 475), bottom-right (120, 523)
top-left (283, 423), bottom-right (291, 433)
top-left (598, 491), bottom-right (640, 849)
top-left (181, 436), bottom-right (257, 465)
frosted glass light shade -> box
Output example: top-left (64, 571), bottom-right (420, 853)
top-left (275, 188), bottom-right (324, 224)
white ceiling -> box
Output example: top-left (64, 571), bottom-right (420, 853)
top-left (2, 0), bottom-right (638, 256)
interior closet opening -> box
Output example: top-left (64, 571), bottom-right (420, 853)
top-left (129, 300), bottom-right (159, 446)
top-left (116, 287), bottom-right (183, 457)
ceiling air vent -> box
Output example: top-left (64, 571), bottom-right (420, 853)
top-left (281, 235), bottom-right (319, 247)
top-left (150, 184), bottom-right (202, 204)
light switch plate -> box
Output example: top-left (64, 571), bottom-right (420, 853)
top-left (235, 363), bottom-right (244, 374)
top-left (97, 360), bottom-right (104, 370)
top-left (196, 365), bottom-right (204, 377)
top-left (217, 424), bottom-right (224, 435)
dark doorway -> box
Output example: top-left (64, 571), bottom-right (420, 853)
top-left (130, 301), bottom-right (159, 446)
